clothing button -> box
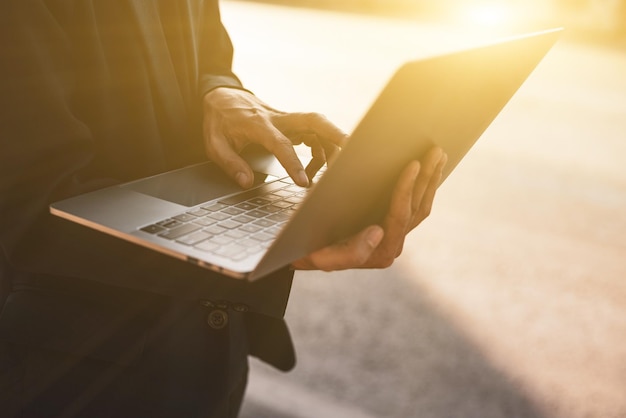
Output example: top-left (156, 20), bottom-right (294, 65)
top-left (232, 303), bottom-right (249, 313)
top-left (216, 301), bottom-right (229, 310)
top-left (207, 310), bottom-right (228, 330)
top-left (200, 300), bottom-right (216, 308)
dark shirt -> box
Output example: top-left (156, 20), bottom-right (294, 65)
top-left (0, 0), bottom-right (293, 327)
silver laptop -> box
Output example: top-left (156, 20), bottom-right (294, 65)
top-left (51, 28), bottom-right (562, 281)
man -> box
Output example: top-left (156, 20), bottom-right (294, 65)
top-left (0, 1), bottom-right (446, 417)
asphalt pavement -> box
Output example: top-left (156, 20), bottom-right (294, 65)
top-left (218, 2), bottom-right (626, 417)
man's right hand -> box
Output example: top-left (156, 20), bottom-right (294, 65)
top-left (202, 87), bottom-right (347, 189)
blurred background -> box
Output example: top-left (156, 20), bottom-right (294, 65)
top-left (240, 0), bottom-right (626, 40)
top-left (217, 1), bottom-right (626, 417)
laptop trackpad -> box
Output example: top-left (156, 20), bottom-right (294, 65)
top-left (122, 162), bottom-right (280, 208)
top-left (122, 144), bottom-right (302, 207)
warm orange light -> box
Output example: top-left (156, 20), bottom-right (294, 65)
top-left (446, 1), bottom-right (540, 36)
top-left (465, 3), bottom-right (514, 26)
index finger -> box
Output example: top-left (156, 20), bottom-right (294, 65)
top-left (274, 112), bottom-right (349, 148)
top-left (254, 119), bottom-right (310, 187)
top-left (303, 136), bottom-right (342, 181)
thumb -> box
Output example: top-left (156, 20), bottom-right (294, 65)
top-left (294, 225), bottom-right (384, 271)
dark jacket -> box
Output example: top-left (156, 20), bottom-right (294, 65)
top-left (0, 0), bottom-right (295, 373)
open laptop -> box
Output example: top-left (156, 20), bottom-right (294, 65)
top-left (51, 28), bottom-right (562, 281)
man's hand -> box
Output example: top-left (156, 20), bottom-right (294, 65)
top-left (292, 147), bottom-right (447, 271)
top-left (203, 87), bottom-right (347, 188)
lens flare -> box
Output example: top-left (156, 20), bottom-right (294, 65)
top-left (465, 3), bottom-right (513, 26)
top-left (446, 1), bottom-right (541, 36)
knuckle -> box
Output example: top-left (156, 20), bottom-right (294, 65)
top-left (248, 112), bottom-right (267, 127)
top-left (267, 136), bottom-right (295, 155)
top-left (276, 135), bottom-right (294, 147)
top-left (417, 206), bottom-right (432, 220)
top-left (303, 112), bottom-right (326, 128)
top-left (388, 212), bottom-right (409, 230)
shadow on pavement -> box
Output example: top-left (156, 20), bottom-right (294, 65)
top-left (241, 268), bottom-right (546, 418)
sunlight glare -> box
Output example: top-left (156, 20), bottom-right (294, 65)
top-left (450, 1), bottom-right (533, 35)
top-left (466, 3), bottom-right (513, 26)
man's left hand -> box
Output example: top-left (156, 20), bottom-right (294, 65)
top-left (292, 147), bottom-right (447, 271)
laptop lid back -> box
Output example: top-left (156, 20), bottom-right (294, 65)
top-left (252, 28), bottom-right (562, 280)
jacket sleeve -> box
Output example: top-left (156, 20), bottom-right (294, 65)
top-left (0, 1), bottom-right (291, 318)
top-left (196, 0), bottom-right (249, 98)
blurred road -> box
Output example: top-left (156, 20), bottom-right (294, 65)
top-left (218, 1), bottom-right (626, 417)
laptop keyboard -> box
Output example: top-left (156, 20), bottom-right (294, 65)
top-left (138, 175), bottom-right (311, 262)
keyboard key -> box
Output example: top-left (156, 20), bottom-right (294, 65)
top-left (140, 224), bottom-right (165, 234)
top-left (266, 227), bottom-right (282, 236)
top-left (195, 240), bottom-right (219, 252)
top-left (272, 190), bottom-right (293, 198)
top-left (193, 217), bottom-right (216, 227)
top-left (209, 235), bottom-right (234, 246)
top-left (223, 207), bottom-right (244, 216)
top-left (176, 231), bottom-right (212, 246)
top-left (173, 213), bottom-right (196, 222)
top-left (218, 220), bottom-right (240, 230)
top-left (235, 202), bottom-right (257, 211)
top-left (246, 210), bottom-right (269, 218)
top-left (225, 230), bottom-right (248, 239)
top-left (232, 215), bottom-right (255, 224)
top-left (260, 205), bottom-right (281, 213)
top-left (285, 196), bottom-right (303, 204)
top-left (228, 251), bottom-right (249, 261)
top-left (158, 224), bottom-right (201, 240)
top-left (253, 219), bottom-right (275, 228)
top-left (215, 244), bottom-right (247, 258)
top-left (158, 219), bottom-right (183, 229)
top-left (263, 194), bottom-right (282, 201)
top-left (204, 225), bottom-right (227, 235)
top-left (239, 224), bottom-right (262, 234)
top-left (271, 201), bottom-right (293, 209)
top-left (207, 212), bottom-right (230, 221)
top-left (284, 185), bottom-right (303, 192)
top-left (246, 246), bottom-right (264, 255)
top-left (187, 208), bottom-right (210, 217)
top-left (263, 228), bottom-right (279, 237)
top-left (239, 238), bottom-right (261, 248)
top-left (251, 232), bottom-right (274, 242)
top-left (249, 197), bottom-right (271, 206)
top-left (202, 203), bottom-right (228, 212)
top-left (267, 213), bottom-right (291, 222)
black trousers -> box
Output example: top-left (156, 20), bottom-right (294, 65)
top-left (0, 296), bottom-right (250, 418)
